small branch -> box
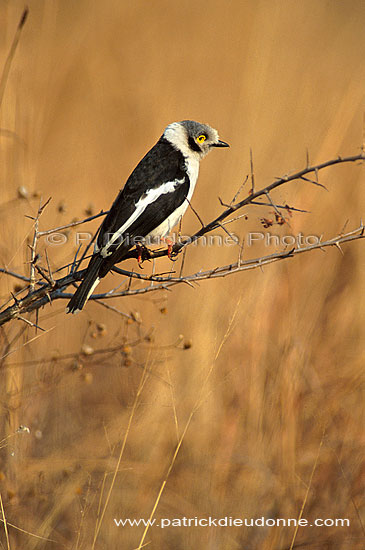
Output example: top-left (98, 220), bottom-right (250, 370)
top-left (28, 197), bottom-right (51, 293)
top-left (17, 315), bottom-right (45, 332)
top-left (37, 210), bottom-right (108, 237)
top-left (34, 264), bottom-right (54, 287)
top-left (217, 222), bottom-right (239, 243)
top-left (2, 224), bottom-right (361, 325)
top-left (186, 198), bottom-right (205, 227)
top-left (94, 300), bottom-right (134, 320)
top-left (264, 191), bottom-right (290, 227)
top-left (0, 152), bottom-right (364, 325)
top-left (250, 200), bottom-right (309, 213)
top-left (44, 249), bottom-right (55, 285)
top-left (28, 206), bottom-right (40, 293)
top-left (220, 213), bottom-right (248, 228)
top-left (179, 248), bottom-right (187, 278)
top-left (231, 174), bottom-right (249, 205)
top-left (88, 225), bottom-right (365, 298)
top-left (300, 175), bottom-right (328, 191)
top-left (162, 152), bottom-right (365, 258)
top-left (0, 268), bottom-right (32, 284)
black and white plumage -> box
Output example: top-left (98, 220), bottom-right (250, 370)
top-left (66, 120), bottom-right (229, 314)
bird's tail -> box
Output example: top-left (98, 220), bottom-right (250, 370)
top-left (66, 256), bottom-right (103, 314)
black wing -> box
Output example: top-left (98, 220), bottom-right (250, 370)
top-left (99, 175), bottom-right (189, 274)
top-left (95, 137), bottom-right (190, 275)
top-left (97, 137), bottom-right (186, 249)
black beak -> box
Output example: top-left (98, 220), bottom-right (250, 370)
top-left (212, 139), bottom-right (230, 148)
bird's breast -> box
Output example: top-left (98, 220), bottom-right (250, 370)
top-left (185, 156), bottom-right (200, 202)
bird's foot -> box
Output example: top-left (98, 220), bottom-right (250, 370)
top-left (135, 243), bottom-right (151, 268)
top-left (161, 237), bottom-right (175, 259)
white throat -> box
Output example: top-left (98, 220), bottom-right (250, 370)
top-left (163, 122), bottom-right (201, 161)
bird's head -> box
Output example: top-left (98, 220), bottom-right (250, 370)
top-left (163, 120), bottom-right (229, 160)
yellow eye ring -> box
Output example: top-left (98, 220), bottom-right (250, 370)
top-left (197, 134), bottom-right (206, 143)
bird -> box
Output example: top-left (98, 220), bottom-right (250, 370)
top-left (66, 120), bottom-right (229, 314)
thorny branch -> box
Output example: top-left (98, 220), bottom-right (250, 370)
top-left (0, 152), bottom-right (364, 327)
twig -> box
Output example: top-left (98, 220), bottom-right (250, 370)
top-left (217, 222), bottom-right (239, 243)
top-left (0, 224), bottom-right (363, 326)
top-left (0, 153), bottom-right (364, 325)
top-left (44, 249), bottom-right (55, 285)
top-left (231, 174), bottom-right (249, 204)
top-left (250, 200), bottom-right (309, 213)
top-left (34, 264), bottom-right (54, 287)
top-left (17, 315), bottom-right (45, 331)
top-left (162, 152), bottom-right (365, 257)
top-left (186, 198), bottom-right (204, 227)
top-left (0, 268), bottom-right (32, 284)
top-left (264, 190), bottom-right (291, 228)
top-left (37, 210), bottom-right (108, 237)
top-left (179, 248), bottom-right (187, 278)
top-left (220, 213), bottom-right (248, 227)
top-left (28, 198), bottom-right (51, 293)
top-left (300, 175), bottom-right (328, 191)
top-left (94, 300), bottom-right (134, 320)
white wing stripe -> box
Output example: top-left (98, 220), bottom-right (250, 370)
top-left (100, 178), bottom-right (185, 257)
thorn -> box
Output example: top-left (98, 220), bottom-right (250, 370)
top-left (127, 271), bottom-right (133, 291)
top-left (217, 222), bottom-right (239, 243)
top-left (218, 196), bottom-right (230, 208)
top-left (300, 176), bottom-right (328, 191)
top-left (70, 244), bottom-right (82, 274)
top-left (181, 279), bottom-right (195, 288)
top-left (340, 219), bottom-right (349, 234)
top-left (35, 264), bottom-right (54, 286)
top-left (39, 196), bottom-right (52, 214)
top-left (284, 247), bottom-right (295, 257)
top-left (10, 292), bottom-right (20, 305)
top-left (335, 241), bottom-right (344, 256)
top-left (17, 315), bottom-right (46, 331)
top-left (45, 249), bottom-right (55, 285)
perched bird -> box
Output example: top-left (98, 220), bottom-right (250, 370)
top-left (66, 120), bottom-right (229, 314)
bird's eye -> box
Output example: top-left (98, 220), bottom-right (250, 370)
top-left (197, 134), bottom-right (206, 143)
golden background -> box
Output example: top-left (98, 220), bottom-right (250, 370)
top-left (0, 1), bottom-right (364, 548)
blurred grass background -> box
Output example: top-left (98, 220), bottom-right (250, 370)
top-left (0, 1), bottom-right (364, 548)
